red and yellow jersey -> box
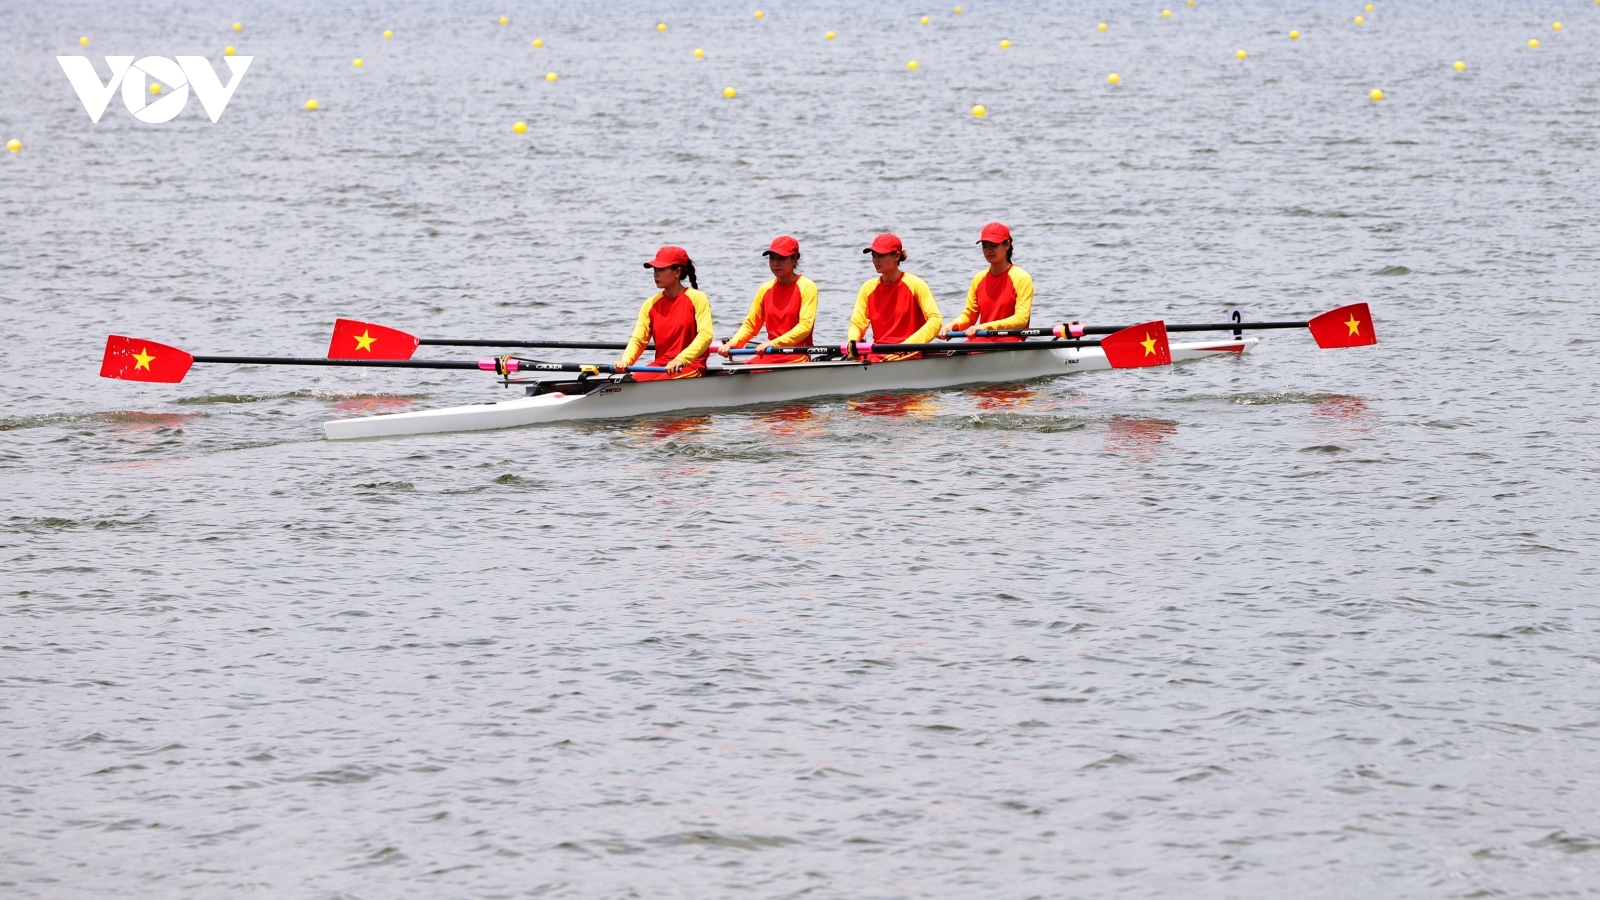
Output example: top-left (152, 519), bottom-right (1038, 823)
top-left (949, 265), bottom-right (1033, 342)
top-left (729, 275), bottom-right (818, 349)
top-left (619, 288), bottom-right (714, 377)
top-left (846, 272), bottom-right (942, 345)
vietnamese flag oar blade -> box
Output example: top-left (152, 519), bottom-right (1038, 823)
top-left (100, 336), bottom-right (195, 383)
top-left (1099, 320), bottom-right (1172, 368)
top-left (1307, 303), bottom-right (1377, 349)
top-left (328, 319), bottom-right (421, 360)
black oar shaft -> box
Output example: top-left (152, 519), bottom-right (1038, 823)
top-left (1098, 320), bottom-right (1305, 335)
top-left (864, 339), bottom-right (1104, 354)
top-left (192, 355), bottom-right (483, 370)
top-left (419, 338), bottom-right (648, 351)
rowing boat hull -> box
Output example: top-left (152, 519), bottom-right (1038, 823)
top-left (322, 338), bottom-right (1258, 439)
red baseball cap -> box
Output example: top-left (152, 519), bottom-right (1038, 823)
top-left (763, 235), bottom-right (800, 257)
top-left (643, 245), bottom-right (690, 269)
top-left (977, 222), bottom-right (1012, 243)
top-left (863, 233), bottom-right (903, 254)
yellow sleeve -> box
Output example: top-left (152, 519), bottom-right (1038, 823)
top-left (728, 281), bottom-right (772, 349)
top-left (903, 274), bottom-right (943, 344)
top-left (619, 294), bottom-right (658, 367)
top-left (977, 267), bottom-right (1033, 331)
top-left (769, 276), bottom-right (818, 347)
top-left (673, 289), bottom-right (715, 365)
top-left (846, 279), bottom-right (876, 342)
top-left (949, 271), bottom-right (985, 332)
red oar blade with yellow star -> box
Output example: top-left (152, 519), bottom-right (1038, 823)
top-left (1099, 320), bottom-right (1172, 368)
top-left (328, 319), bottom-right (421, 360)
top-left (101, 335), bottom-right (195, 383)
top-left (1307, 303), bottom-right (1377, 349)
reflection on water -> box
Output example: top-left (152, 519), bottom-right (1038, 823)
top-left (969, 385), bottom-right (1037, 410)
top-left (752, 404), bottom-right (824, 437)
top-left (637, 415), bottom-right (713, 439)
top-left (328, 396), bottom-right (418, 416)
top-left (849, 393), bottom-right (942, 418)
top-left (1103, 416), bottom-right (1178, 458)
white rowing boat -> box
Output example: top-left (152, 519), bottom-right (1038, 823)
top-left (322, 338), bottom-right (1258, 439)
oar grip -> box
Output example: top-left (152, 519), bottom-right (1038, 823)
top-left (479, 357), bottom-right (520, 374)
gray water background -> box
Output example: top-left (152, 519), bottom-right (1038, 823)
top-left (3, 0), bottom-right (1599, 896)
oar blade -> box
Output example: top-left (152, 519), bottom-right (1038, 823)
top-left (1100, 320), bottom-right (1171, 368)
top-left (1307, 303), bottom-right (1377, 348)
top-left (328, 319), bottom-right (420, 360)
top-left (100, 336), bottom-right (194, 383)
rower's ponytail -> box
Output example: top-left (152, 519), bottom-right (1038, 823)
top-left (1007, 240), bottom-right (1014, 263)
top-left (680, 259), bottom-right (699, 291)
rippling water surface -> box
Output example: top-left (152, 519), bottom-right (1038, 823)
top-left (3, 1), bottom-right (1600, 896)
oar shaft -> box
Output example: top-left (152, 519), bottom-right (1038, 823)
top-left (419, 338), bottom-right (648, 351)
top-left (857, 338), bottom-right (1103, 355)
top-left (192, 355), bottom-right (483, 370)
top-left (953, 321), bottom-right (1307, 338)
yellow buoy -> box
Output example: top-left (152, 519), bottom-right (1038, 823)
top-left (1187, 0), bottom-right (1195, 5)
top-left (1366, 3), bottom-right (1374, 10)
top-left (1370, 88), bottom-right (1384, 101)
top-left (754, 10), bottom-right (764, 19)
top-left (533, 38), bottom-right (543, 47)
top-left (149, 82), bottom-right (161, 94)
top-left (232, 22), bottom-right (242, 32)
top-left (972, 104), bottom-right (986, 117)
top-left (1000, 39), bottom-right (1010, 49)
top-left (224, 46), bottom-right (235, 56)
top-left (1290, 30), bottom-right (1299, 39)
top-left (1162, 9), bottom-right (1172, 18)
top-left (826, 31), bottom-right (835, 40)
top-left (1552, 22), bottom-right (1562, 31)
top-left (1236, 48), bottom-right (1247, 59)
top-left (920, 15), bottom-right (930, 25)
top-left (694, 48), bottom-right (704, 58)
top-left (1454, 60), bottom-right (1465, 71)
top-left (1355, 16), bottom-right (1364, 24)
top-left (383, 29), bottom-right (393, 39)
top-left (546, 71), bottom-right (558, 82)
top-left (907, 60), bottom-right (919, 69)
top-left (352, 58), bottom-right (363, 68)
top-left (1528, 39), bottom-right (1539, 49)
top-left (1098, 22), bottom-right (1108, 32)
top-left (512, 121), bottom-right (527, 134)
top-left (498, 16), bottom-right (508, 25)
top-left (723, 86), bottom-right (737, 98)
top-left (1108, 72), bottom-right (1120, 84)
top-left (304, 98), bottom-right (318, 110)
top-left (955, 5), bottom-right (964, 12)
top-left (657, 23), bottom-right (667, 32)
top-left (79, 36), bottom-right (89, 46)
top-left (5, 139), bottom-right (20, 153)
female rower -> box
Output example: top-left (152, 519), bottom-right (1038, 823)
top-left (941, 222), bottom-right (1033, 343)
top-left (846, 233), bottom-right (942, 361)
top-left (613, 246), bottom-right (715, 381)
top-left (718, 235), bottom-right (817, 364)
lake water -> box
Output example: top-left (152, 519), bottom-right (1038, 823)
top-left (3, 0), bottom-right (1599, 896)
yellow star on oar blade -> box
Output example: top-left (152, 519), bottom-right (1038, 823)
top-left (1344, 315), bottom-right (1362, 336)
top-left (354, 330), bottom-right (376, 352)
top-left (133, 347), bottom-right (155, 370)
top-left (1140, 333), bottom-right (1158, 356)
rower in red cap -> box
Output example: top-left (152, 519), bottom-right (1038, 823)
top-left (614, 246), bottom-right (716, 381)
top-left (941, 222), bottom-right (1034, 343)
top-left (847, 233), bottom-right (942, 361)
top-left (718, 235), bottom-right (817, 365)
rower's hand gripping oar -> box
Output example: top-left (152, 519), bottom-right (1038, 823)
top-left (99, 336), bottom-right (665, 384)
top-left (327, 318), bottom-right (648, 359)
top-left (945, 302), bottom-right (1376, 349)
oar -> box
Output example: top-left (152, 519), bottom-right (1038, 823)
top-left (99, 336), bottom-right (663, 383)
top-left (326, 319), bottom-right (650, 360)
top-left (729, 321), bottom-right (1175, 368)
top-left (946, 302), bottom-right (1376, 349)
